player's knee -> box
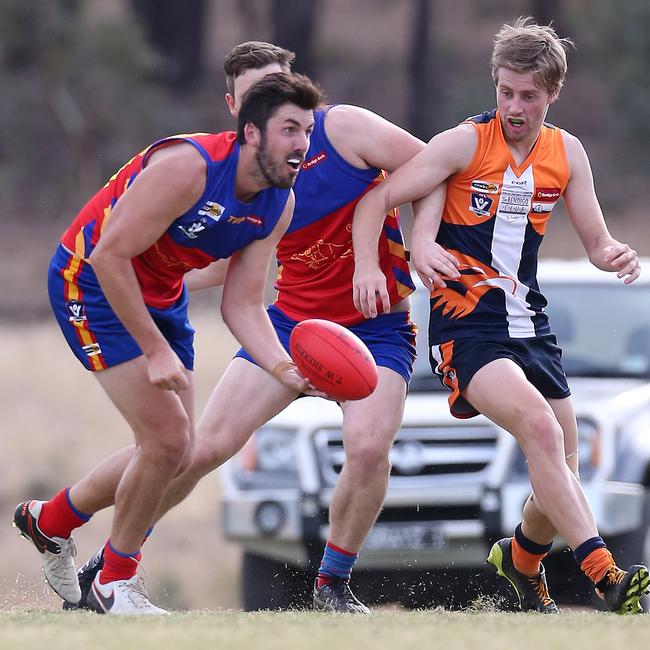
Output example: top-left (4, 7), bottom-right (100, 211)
top-left (523, 410), bottom-right (564, 459)
top-left (188, 436), bottom-right (229, 476)
top-left (144, 420), bottom-right (192, 473)
top-left (344, 433), bottom-right (392, 478)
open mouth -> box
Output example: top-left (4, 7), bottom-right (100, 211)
top-left (508, 117), bottom-right (524, 127)
top-left (286, 157), bottom-right (302, 171)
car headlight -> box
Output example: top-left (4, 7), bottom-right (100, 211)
top-left (242, 427), bottom-right (298, 473)
top-left (575, 417), bottom-right (601, 481)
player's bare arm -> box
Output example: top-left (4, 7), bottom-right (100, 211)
top-left (89, 143), bottom-right (207, 391)
top-left (220, 192), bottom-right (325, 397)
top-left (324, 104), bottom-right (424, 171)
top-left (352, 123), bottom-right (477, 318)
top-left (562, 131), bottom-right (641, 283)
top-left (411, 188), bottom-right (461, 291)
top-left (326, 107), bottom-right (459, 291)
top-left (184, 259), bottom-right (230, 291)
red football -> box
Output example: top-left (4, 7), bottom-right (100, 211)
top-left (289, 319), bottom-right (379, 401)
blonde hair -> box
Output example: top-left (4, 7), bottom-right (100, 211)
top-left (491, 17), bottom-right (574, 96)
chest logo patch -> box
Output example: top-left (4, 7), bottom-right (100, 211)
top-left (469, 193), bottom-right (494, 217)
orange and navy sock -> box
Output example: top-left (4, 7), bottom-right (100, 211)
top-left (317, 541), bottom-right (358, 588)
top-left (38, 488), bottom-right (92, 539)
top-left (512, 523), bottom-right (553, 576)
top-left (574, 537), bottom-right (615, 584)
top-left (98, 541), bottom-right (141, 584)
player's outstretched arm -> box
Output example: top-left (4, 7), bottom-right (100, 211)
top-left (220, 193), bottom-right (326, 397)
top-left (352, 124), bottom-right (476, 318)
top-left (562, 132), bottom-right (641, 284)
top-left (90, 143), bottom-right (207, 391)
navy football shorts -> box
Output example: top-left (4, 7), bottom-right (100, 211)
top-left (431, 334), bottom-right (571, 419)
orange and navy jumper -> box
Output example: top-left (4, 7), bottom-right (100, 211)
top-left (428, 109), bottom-right (618, 584)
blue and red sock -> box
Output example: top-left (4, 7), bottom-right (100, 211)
top-left (317, 541), bottom-right (358, 588)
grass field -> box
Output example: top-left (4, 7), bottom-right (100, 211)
top-left (1, 609), bottom-right (648, 650)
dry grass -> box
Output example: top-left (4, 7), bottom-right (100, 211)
top-left (1, 304), bottom-right (243, 611)
top-left (0, 609), bottom-right (648, 650)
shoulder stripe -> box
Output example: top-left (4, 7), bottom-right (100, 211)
top-left (467, 109), bottom-right (498, 124)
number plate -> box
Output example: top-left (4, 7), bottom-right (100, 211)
top-left (362, 522), bottom-right (446, 550)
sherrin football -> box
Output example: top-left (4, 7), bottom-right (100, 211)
top-left (289, 319), bottom-right (379, 401)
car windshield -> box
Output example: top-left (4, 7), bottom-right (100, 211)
top-left (408, 280), bottom-right (650, 389)
top-left (542, 282), bottom-right (650, 378)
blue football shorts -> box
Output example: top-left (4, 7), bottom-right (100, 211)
top-left (235, 304), bottom-right (417, 385)
top-left (48, 243), bottom-right (195, 372)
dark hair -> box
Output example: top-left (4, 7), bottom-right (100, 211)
top-left (236, 72), bottom-right (323, 144)
top-left (224, 41), bottom-right (295, 94)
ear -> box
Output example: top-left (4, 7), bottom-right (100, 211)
top-left (244, 122), bottom-right (261, 147)
top-left (225, 93), bottom-right (237, 118)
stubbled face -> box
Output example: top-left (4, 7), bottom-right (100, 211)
top-left (252, 103), bottom-right (314, 188)
top-left (495, 67), bottom-right (558, 145)
top-left (226, 63), bottom-right (288, 116)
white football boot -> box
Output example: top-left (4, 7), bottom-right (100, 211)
top-left (87, 571), bottom-right (169, 615)
top-left (13, 500), bottom-right (81, 603)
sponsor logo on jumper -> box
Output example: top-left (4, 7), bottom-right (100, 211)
top-left (82, 342), bottom-right (102, 357)
top-left (532, 202), bottom-right (556, 213)
top-left (470, 180), bottom-right (500, 194)
top-left (224, 214), bottom-right (264, 226)
top-left (179, 201), bottom-right (227, 237)
top-left (496, 165), bottom-right (533, 222)
top-left (302, 151), bottom-right (327, 170)
top-left (197, 201), bottom-right (225, 220)
top-left (469, 193), bottom-right (493, 217)
top-left (66, 300), bottom-right (86, 323)
top-left (534, 188), bottom-right (561, 202)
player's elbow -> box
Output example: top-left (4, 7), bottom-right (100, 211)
top-left (220, 295), bottom-right (244, 330)
top-left (89, 245), bottom-right (112, 276)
